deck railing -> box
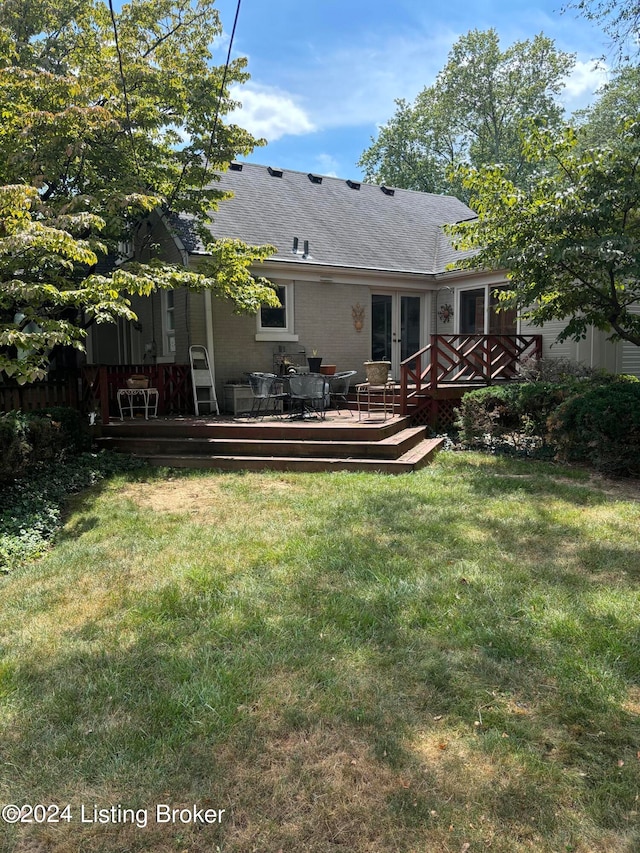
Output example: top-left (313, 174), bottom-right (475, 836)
top-left (81, 364), bottom-right (193, 424)
top-left (1, 365), bottom-right (193, 423)
top-left (399, 334), bottom-right (543, 415)
top-left (3, 338), bottom-right (543, 424)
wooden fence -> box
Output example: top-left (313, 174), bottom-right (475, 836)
top-left (1, 365), bottom-right (193, 424)
top-left (0, 372), bottom-right (81, 413)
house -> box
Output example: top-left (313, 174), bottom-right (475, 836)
top-left (87, 162), bottom-right (640, 414)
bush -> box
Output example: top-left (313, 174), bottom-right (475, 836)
top-left (548, 382), bottom-right (640, 477)
top-left (31, 406), bottom-right (91, 454)
top-left (0, 407), bottom-right (90, 484)
top-left (455, 381), bottom-right (580, 453)
top-left (518, 356), bottom-right (598, 383)
top-left (456, 373), bottom-right (640, 476)
top-left (455, 384), bottom-right (524, 448)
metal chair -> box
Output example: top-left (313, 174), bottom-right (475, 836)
top-left (328, 370), bottom-right (357, 415)
top-left (246, 372), bottom-right (286, 418)
top-left (286, 373), bottom-right (329, 419)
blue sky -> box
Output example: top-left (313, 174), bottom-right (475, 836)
top-left (211, 0), bottom-right (613, 180)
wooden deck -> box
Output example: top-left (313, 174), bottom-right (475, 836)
top-left (95, 411), bottom-right (444, 474)
top-left (0, 335), bottom-right (542, 431)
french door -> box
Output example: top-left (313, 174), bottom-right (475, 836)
top-left (371, 292), bottom-right (424, 378)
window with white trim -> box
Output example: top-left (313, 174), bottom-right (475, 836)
top-left (162, 289), bottom-right (176, 354)
top-left (256, 283), bottom-right (298, 341)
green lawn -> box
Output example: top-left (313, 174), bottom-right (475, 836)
top-left (1, 453), bottom-right (639, 853)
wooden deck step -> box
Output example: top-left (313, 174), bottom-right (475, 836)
top-left (97, 426), bottom-right (427, 461)
top-left (98, 416), bottom-right (408, 442)
top-left (135, 437), bottom-right (444, 474)
top-left (95, 416), bottom-right (444, 474)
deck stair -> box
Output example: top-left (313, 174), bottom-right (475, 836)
top-left (96, 416), bottom-right (443, 474)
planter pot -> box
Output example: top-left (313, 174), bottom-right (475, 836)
top-left (126, 374), bottom-right (149, 389)
top-left (319, 364), bottom-right (336, 375)
top-left (364, 360), bottom-right (391, 385)
top-left (307, 357), bottom-right (322, 372)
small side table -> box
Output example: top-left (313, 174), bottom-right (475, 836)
top-left (356, 381), bottom-right (396, 421)
top-left (117, 387), bottom-right (159, 420)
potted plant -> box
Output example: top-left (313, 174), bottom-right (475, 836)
top-left (307, 350), bottom-right (322, 372)
top-left (363, 360), bottom-right (391, 385)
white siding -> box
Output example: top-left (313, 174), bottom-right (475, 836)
top-left (620, 305), bottom-right (640, 377)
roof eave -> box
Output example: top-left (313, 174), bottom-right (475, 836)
top-left (187, 250), bottom-right (449, 279)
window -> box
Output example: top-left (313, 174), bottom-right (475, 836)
top-left (256, 283), bottom-right (298, 341)
top-left (458, 285), bottom-right (518, 335)
top-left (260, 285), bottom-right (287, 330)
top-left (459, 288), bottom-right (485, 334)
top-left (489, 287), bottom-right (517, 334)
top-left (162, 289), bottom-right (176, 355)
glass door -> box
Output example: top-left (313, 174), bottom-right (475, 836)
top-left (371, 293), bottom-right (423, 377)
top-left (459, 288), bottom-right (485, 334)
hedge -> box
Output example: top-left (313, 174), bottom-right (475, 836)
top-left (548, 382), bottom-right (640, 477)
top-left (0, 407), bottom-right (90, 484)
top-left (455, 375), bottom-right (640, 476)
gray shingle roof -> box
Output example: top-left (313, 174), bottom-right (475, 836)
top-left (180, 162), bottom-right (476, 275)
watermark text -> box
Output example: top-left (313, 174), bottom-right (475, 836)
top-left (2, 803), bottom-right (226, 829)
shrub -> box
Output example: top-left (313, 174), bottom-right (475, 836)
top-left (0, 413), bottom-right (30, 482)
top-left (455, 384), bottom-right (523, 449)
top-left (0, 407), bottom-right (91, 484)
top-left (518, 356), bottom-right (598, 382)
top-left (455, 381), bottom-right (579, 453)
top-left (548, 382), bottom-right (640, 477)
top-left (456, 373), bottom-right (640, 476)
top-left (31, 406), bottom-right (91, 454)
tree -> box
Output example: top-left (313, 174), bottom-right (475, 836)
top-left (0, 0), bottom-right (278, 383)
top-left (574, 65), bottom-right (640, 148)
top-left (447, 121), bottom-right (640, 347)
top-left (566, 0), bottom-right (640, 62)
top-left (358, 29), bottom-right (574, 197)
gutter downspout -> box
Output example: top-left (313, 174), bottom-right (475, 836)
top-left (204, 289), bottom-right (217, 400)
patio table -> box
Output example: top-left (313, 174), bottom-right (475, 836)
top-left (117, 387), bottom-right (159, 420)
top-left (285, 373), bottom-right (330, 420)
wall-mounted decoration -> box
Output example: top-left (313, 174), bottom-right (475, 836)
top-left (438, 303), bottom-right (454, 324)
top-left (352, 303), bottom-right (365, 332)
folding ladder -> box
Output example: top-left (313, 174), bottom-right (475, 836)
top-left (189, 345), bottom-right (219, 416)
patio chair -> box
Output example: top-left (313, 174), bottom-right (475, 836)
top-left (246, 372), bottom-right (287, 419)
top-left (328, 370), bottom-right (357, 415)
top-left (286, 373), bottom-right (329, 419)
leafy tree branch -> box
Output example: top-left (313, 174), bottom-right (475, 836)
top-left (447, 121), bottom-right (640, 348)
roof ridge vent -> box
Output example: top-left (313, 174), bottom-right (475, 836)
top-left (346, 179), bottom-right (361, 190)
top-left (381, 185), bottom-right (395, 196)
top-left (308, 173), bottom-right (322, 184)
top-left (268, 166), bottom-right (284, 177)
top-left (229, 162), bottom-right (243, 171)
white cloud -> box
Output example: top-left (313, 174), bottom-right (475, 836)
top-left (298, 28), bottom-right (458, 129)
top-left (228, 84), bottom-right (315, 141)
top-left (561, 58), bottom-right (609, 110)
top-left (226, 19), bottom-right (610, 148)
top-left (313, 154), bottom-right (340, 177)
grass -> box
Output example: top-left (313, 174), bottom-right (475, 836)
top-left (0, 452), bottom-right (639, 852)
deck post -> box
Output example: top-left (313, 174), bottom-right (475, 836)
top-left (156, 366), bottom-right (166, 415)
top-left (99, 366), bottom-right (110, 425)
top-left (487, 335), bottom-right (494, 384)
top-left (430, 335), bottom-right (438, 391)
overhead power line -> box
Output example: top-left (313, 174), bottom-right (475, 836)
top-left (202, 0), bottom-right (243, 187)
